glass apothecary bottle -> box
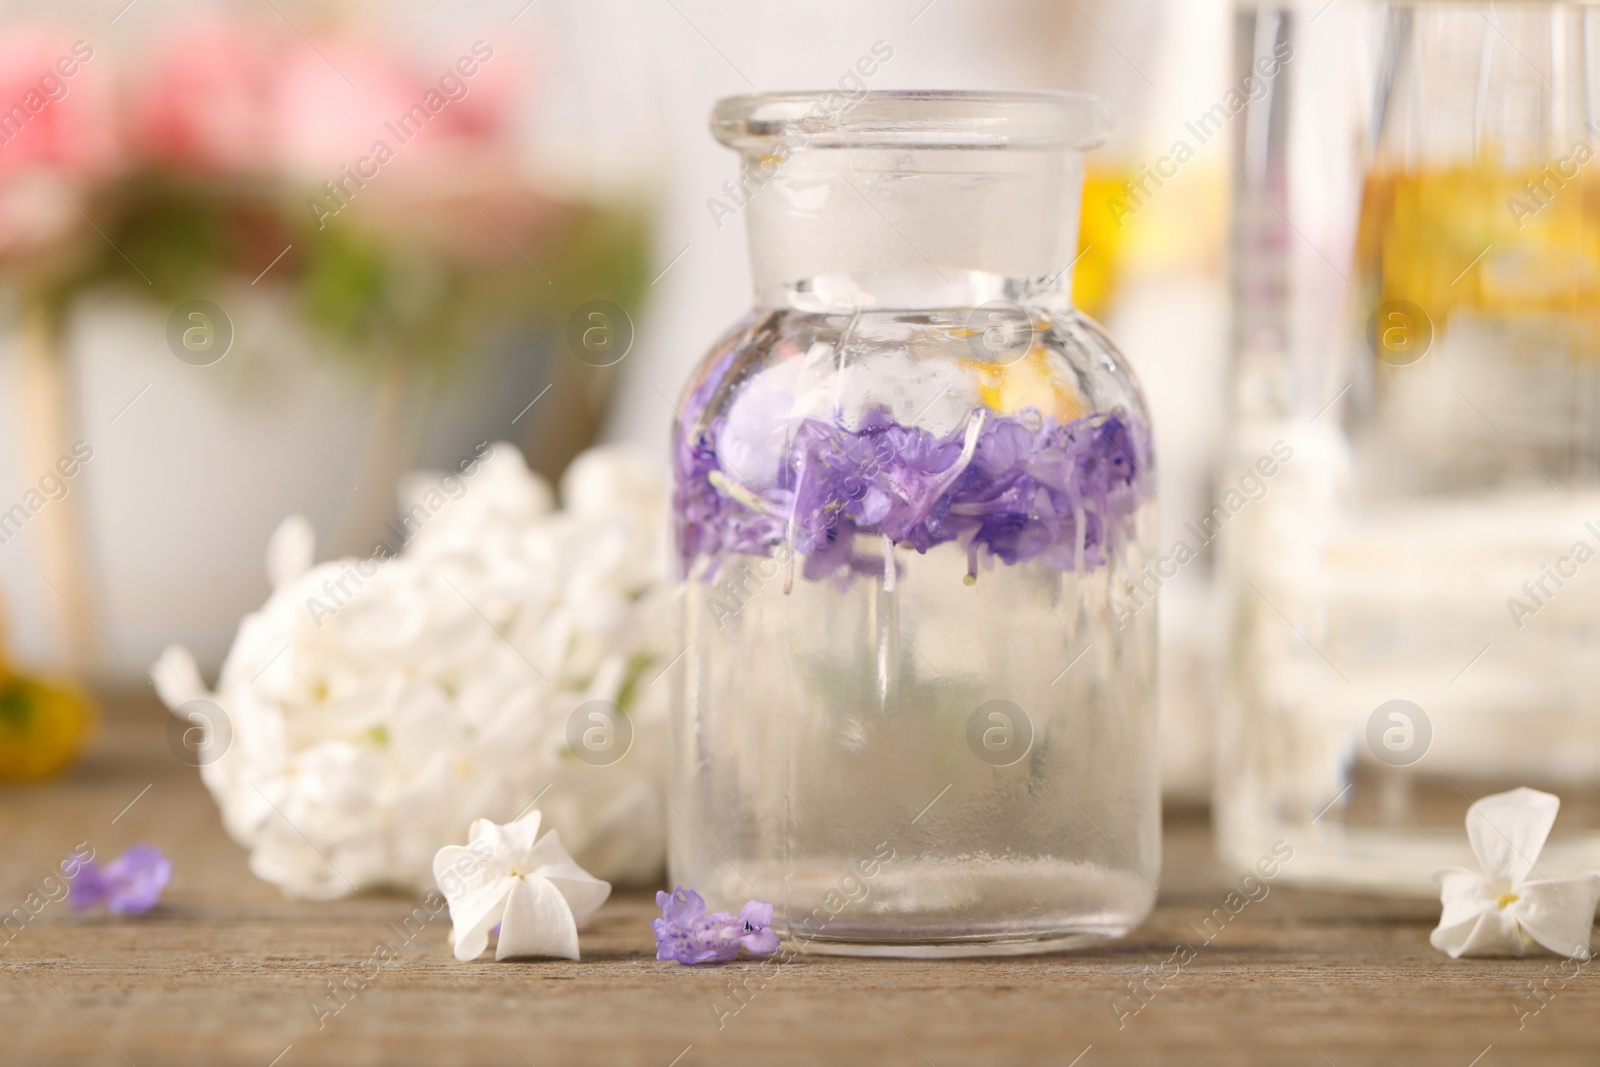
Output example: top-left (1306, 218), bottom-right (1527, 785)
top-left (1221, 1), bottom-right (1600, 892)
top-left (669, 91), bottom-right (1160, 956)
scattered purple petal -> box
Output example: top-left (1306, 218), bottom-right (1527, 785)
top-left (658, 886), bottom-right (706, 925)
top-left (739, 924), bottom-right (780, 956)
top-left (653, 886), bottom-right (779, 965)
top-left (67, 861), bottom-right (109, 911)
top-left (738, 898), bottom-right (773, 928)
top-left (65, 845), bottom-right (171, 915)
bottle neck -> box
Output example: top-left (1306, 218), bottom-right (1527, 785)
top-left (734, 146), bottom-right (1086, 314)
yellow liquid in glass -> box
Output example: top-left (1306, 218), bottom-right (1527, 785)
top-left (1355, 159), bottom-right (1600, 325)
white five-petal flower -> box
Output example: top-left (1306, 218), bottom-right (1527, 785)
top-left (1431, 787), bottom-right (1600, 959)
top-left (433, 810), bottom-right (611, 961)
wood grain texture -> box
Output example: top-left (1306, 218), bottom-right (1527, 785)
top-left (0, 702), bottom-right (1593, 1067)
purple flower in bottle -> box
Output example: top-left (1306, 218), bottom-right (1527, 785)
top-left (68, 845), bottom-right (172, 914)
top-left (652, 886), bottom-right (780, 964)
top-left (674, 396), bottom-right (1151, 581)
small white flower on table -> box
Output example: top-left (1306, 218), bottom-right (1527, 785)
top-left (433, 810), bottom-right (611, 961)
top-left (1432, 787), bottom-right (1600, 959)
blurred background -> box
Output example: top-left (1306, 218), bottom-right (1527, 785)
top-left (0, 0), bottom-right (1237, 797)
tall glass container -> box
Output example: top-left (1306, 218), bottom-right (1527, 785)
top-left (669, 92), bottom-right (1160, 955)
top-left (1222, 1), bottom-right (1600, 892)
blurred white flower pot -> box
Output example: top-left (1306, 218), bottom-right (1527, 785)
top-left (0, 290), bottom-right (560, 684)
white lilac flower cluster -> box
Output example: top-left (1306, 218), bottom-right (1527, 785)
top-left (153, 443), bottom-right (672, 899)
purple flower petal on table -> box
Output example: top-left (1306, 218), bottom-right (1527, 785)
top-left (658, 886), bottom-right (706, 925)
top-left (66, 860), bottom-right (108, 911)
top-left (740, 926), bottom-right (780, 956)
top-left (654, 889), bottom-right (781, 964)
top-left (653, 918), bottom-right (721, 964)
top-left (739, 899), bottom-right (773, 929)
top-left (654, 887), bottom-right (731, 964)
top-left (737, 899), bottom-right (779, 956)
top-left (707, 912), bottom-right (749, 961)
top-left (101, 845), bottom-right (172, 914)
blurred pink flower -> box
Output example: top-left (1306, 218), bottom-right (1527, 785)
top-left (130, 23), bottom-right (278, 175)
top-left (269, 38), bottom-right (424, 180)
top-left (271, 36), bottom-right (522, 183)
top-left (133, 27), bottom-right (523, 185)
top-left (0, 27), bottom-right (117, 181)
top-left (0, 26), bottom-right (118, 264)
top-left (421, 41), bottom-right (520, 144)
top-left (0, 21), bottom-right (538, 263)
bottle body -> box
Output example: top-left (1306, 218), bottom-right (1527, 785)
top-left (672, 301), bottom-right (1159, 954)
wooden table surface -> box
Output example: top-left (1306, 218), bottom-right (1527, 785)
top-left (1, 701), bottom-right (1592, 1067)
